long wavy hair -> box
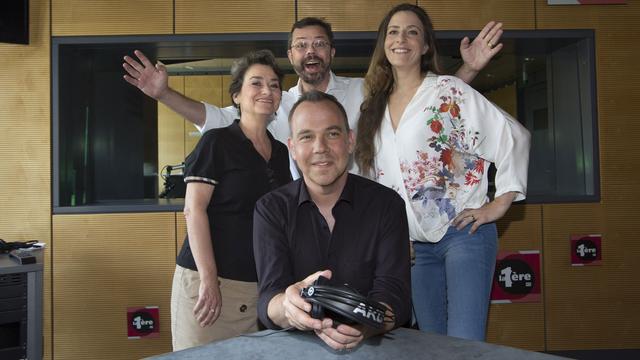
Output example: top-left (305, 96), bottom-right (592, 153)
top-left (355, 3), bottom-right (442, 177)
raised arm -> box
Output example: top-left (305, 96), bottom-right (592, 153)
top-left (455, 21), bottom-right (504, 84)
top-left (123, 50), bottom-right (207, 128)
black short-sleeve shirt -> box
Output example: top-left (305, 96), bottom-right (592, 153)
top-left (176, 120), bottom-right (292, 282)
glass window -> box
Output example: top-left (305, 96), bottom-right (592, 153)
top-left (52, 30), bottom-right (598, 212)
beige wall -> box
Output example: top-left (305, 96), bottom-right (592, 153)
top-left (1, 1), bottom-right (638, 358)
top-left (0, 0), bottom-right (51, 358)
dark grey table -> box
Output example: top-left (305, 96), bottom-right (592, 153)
top-left (148, 328), bottom-right (568, 360)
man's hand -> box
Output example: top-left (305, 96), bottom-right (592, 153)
top-left (452, 191), bottom-right (517, 234)
top-left (314, 301), bottom-right (395, 351)
top-left (192, 278), bottom-right (222, 327)
top-left (268, 270), bottom-right (332, 331)
top-left (315, 320), bottom-right (365, 351)
top-left (123, 50), bottom-right (169, 101)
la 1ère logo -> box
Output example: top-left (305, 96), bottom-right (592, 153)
top-left (571, 234), bottom-right (602, 266)
top-left (127, 306), bottom-right (160, 339)
top-left (491, 251), bottom-right (541, 303)
top-left (496, 259), bottom-right (535, 294)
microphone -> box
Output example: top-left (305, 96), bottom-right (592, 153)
top-left (167, 162), bottom-right (185, 172)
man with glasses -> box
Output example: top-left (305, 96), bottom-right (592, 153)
top-left (123, 17), bottom-right (503, 177)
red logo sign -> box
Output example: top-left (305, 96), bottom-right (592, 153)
top-left (491, 251), bottom-right (541, 303)
top-left (127, 306), bottom-right (159, 339)
top-left (571, 234), bottom-right (602, 266)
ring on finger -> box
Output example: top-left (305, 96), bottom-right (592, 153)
top-left (487, 41), bottom-right (494, 49)
top-left (470, 214), bottom-right (475, 221)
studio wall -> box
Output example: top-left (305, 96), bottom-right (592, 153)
top-left (1, 1), bottom-right (638, 358)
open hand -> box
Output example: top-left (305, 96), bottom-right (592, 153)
top-left (123, 50), bottom-right (169, 100)
top-left (460, 21), bottom-right (504, 73)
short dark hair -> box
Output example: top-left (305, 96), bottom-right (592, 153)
top-left (229, 50), bottom-right (284, 114)
top-left (288, 17), bottom-right (334, 48)
top-left (288, 90), bottom-right (349, 132)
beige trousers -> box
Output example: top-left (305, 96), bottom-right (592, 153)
top-left (170, 265), bottom-right (259, 351)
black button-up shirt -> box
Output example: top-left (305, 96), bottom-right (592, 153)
top-left (177, 120), bottom-right (292, 282)
top-left (253, 173), bottom-right (411, 328)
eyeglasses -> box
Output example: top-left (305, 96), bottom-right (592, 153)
top-left (290, 40), bottom-right (331, 51)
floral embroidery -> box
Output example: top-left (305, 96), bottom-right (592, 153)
top-left (398, 78), bottom-right (484, 221)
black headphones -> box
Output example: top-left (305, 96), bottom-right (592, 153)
top-left (300, 276), bottom-right (387, 329)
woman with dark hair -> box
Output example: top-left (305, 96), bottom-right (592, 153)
top-left (170, 50), bottom-right (292, 350)
top-left (355, 4), bottom-right (530, 341)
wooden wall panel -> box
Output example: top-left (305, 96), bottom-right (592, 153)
top-left (487, 204), bottom-right (544, 350)
top-left (485, 83), bottom-right (518, 118)
top-left (282, 74), bottom-right (300, 93)
top-left (536, 0), bottom-right (640, 350)
top-left (541, 203), bottom-right (616, 350)
top-left (221, 75), bottom-right (234, 107)
top-left (52, 0), bottom-right (172, 36)
top-left (52, 213), bottom-right (175, 360)
top-left (496, 204), bottom-right (543, 258)
top-left (0, 0), bottom-right (52, 358)
top-left (158, 76), bottom-right (186, 193)
top-left (175, 0), bottom-right (294, 33)
top-left (419, 0), bottom-right (535, 30)
top-left (298, 0), bottom-right (406, 31)
top-left (184, 76), bottom-right (224, 154)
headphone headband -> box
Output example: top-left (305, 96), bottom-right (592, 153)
top-left (300, 276), bottom-right (387, 329)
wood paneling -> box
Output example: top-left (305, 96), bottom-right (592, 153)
top-left (419, 0), bottom-right (535, 30)
top-left (487, 204), bottom-right (544, 350)
top-left (10, 0), bottom-right (639, 355)
top-left (542, 201), bottom-right (640, 350)
top-left (158, 76), bottom-right (186, 193)
top-left (496, 204), bottom-right (543, 258)
top-left (535, 0), bottom-right (640, 350)
top-left (487, 303), bottom-right (545, 351)
top-left (485, 82), bottom-right (518, 118)
top-left (298, 0), bottom-right (406, 31)
top-left (184, 76), bottom-right (224, 154)
top-left (175, 0), bottom-right (294, 33)
top-left (282, 73), bottom-right (300, 91)
top-left (0, 0), bottom-right (51, 358)
top-left (52, 0), bottom-right (173, 36)
top-left (541, 203), bottom-right (611, 350)
top-left (52, 213), bottom-right (175, 359)
top-left (221, 75), bottom-right (234, 107)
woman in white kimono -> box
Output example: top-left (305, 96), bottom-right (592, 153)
top-left (355, 3), bottom-right (530, 341)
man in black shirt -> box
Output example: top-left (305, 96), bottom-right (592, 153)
top-left (253, 91), bottom-right (411, 351)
